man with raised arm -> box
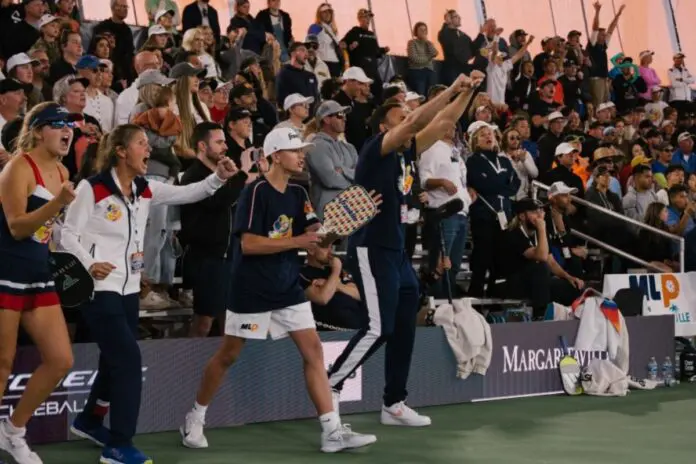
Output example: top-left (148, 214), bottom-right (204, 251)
top-left (327, 72), bottom-right (482, 427)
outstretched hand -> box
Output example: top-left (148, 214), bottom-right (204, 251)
top-left (215, 157), bottom-right (239, 180)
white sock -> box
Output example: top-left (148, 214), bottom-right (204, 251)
top-left (4, 420), bottom-right (25, 435)
top-left (192, 402), bottom-right (208, 419)
top-left (318, 411), bottom-right (340, 434)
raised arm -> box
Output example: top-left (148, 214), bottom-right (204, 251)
top-left (511, 36), bottom-right (534, 65)
top-left (415, 73), bottom-right (483, 155)
top-left (149, 158), bottom-right (237, 206)
top-left (0, 158), bottom-right (72, 240)
top-left (606, 3), bottom-right (625, 37)
top-left (592, 1), bottom-right (601, 33)
top-left (381, 75), bottom-right (468, 155)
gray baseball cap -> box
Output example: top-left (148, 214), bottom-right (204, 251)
top-left (137, 69), bottom-right (174, 89)
top-left (169, 62), bottom-right (207, 80)
top-left (315, 100), bottom-right (351, 121)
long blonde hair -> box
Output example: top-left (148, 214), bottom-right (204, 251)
top-left (15, 102), bottom-right (55, 155)
top-left (95, 124), bottom-right (144, 172)
top-left (314, 3), bottom-right (338, 34)
top-left (173, 77), bottom-right (208, 153)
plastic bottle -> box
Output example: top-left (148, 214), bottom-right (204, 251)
top-left (662, 357), bottom-right (674, 386)
top-left (647, 357), bottom-right (658, 381)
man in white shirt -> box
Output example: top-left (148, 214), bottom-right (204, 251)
top-left (114, 51), bottom-right (160, 125)
top-left (486, 35), bottom-right (533, 105)
top-left (668, 52), bottom-right (695, 117)
top-left (419, 123), bottom-right (474, 298)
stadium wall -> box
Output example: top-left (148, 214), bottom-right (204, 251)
top-left (2, 316), bottom-right (674, 445)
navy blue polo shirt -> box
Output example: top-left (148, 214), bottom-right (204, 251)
top-left (348, 133), bottom-right (417, 251)
top-left (231, 178), bottom-right (319, 313)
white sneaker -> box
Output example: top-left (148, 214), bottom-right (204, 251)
top-left (161, 292), bottom-right (181, 308)
top-left (140, 292), bottom-right (170, 311)
top-left (180, 412), bottom-right (208, 449)
top-left (380, 402), bottom-right (431, 427)
top-left (320, 424), bottom-right (376, 453)
top-left (0, 420), bottom-right (43, 464)
top-left (331, 390), bottom-right (340, 416)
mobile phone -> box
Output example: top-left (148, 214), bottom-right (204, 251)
top-left (253, 148), bottom-right (264, 162)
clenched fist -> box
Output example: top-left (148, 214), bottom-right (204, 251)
top-left (56, 181), bottom-right (76, 206)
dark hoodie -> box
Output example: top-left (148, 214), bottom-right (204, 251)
top-left (275, 64), bottom-right (319, 113)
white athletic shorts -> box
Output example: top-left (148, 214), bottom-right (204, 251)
top-left (224, 302), bottom-right (316, 340)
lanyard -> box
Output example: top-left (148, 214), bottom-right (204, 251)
top-left (519, 225), bottom-right (538, 247)
top-left (124, 192), bottom-right (142, 252)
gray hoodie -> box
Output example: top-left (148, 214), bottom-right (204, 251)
top-left (622, 186), bottom-right (659, 223)
top-left (306, 131), bottom-right (358, 219)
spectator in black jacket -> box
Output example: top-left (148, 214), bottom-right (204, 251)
top-left (228, 0), bottom-right (269, 56)
top-left (333, 67), bottom-right (374, 152)
top-left (276, 42), bottom-right (319, 114)
top-left (342, 9), bottom-right (388, 99)
top-left (437, 10), bottom-right (473, 85)
top-left (3, 0), bottom-right (43, 58)
top-left (256, 0), bottom-right (293, 62)
top-left (93, 0), bottom-right (135, 86)
top-left (180, 122), bottom-right (253, 337)
top-left (182, 0), bottom-right (220, 41)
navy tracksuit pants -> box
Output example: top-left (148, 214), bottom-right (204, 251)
top-left (77, 291), bottom-right (142, 447)
top-left (328, 246), bottom-right (420, 406)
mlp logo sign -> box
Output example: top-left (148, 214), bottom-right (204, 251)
top-left (322, 341), bottom-right (362, 402)
top-left (603, 272), bottom-right (696, 336)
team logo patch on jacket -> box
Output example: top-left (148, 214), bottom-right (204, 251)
top-left (105, 203), bottom-right (122, 222)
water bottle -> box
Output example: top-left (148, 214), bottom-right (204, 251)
top-left (662, 357), bottom-right (674, 385)
top-left (647, 357), bottom-right (658, 381)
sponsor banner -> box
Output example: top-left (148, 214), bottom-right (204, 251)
top-left (2, 317), bottom-right (673, 445)
top-left (484, 316), bottom-right (674, 399)
top-left (603, 272), bottom-right (696, 336)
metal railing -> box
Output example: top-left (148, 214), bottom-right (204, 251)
top-left (532, 181), bottom-right (686, 273)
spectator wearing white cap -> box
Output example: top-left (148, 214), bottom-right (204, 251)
top-left (541, 142), bottom-right (584, 199)
top-left (305, 100), bottom-right (357, 219)
top-left (672, 132), bottom-right (696, 173)
top-left (595, 101), bottom-right (613, 124)
top-left (5, 53), bottom-right (38, 112)
top-left (668, 52), bottom-right (695, 117)
top-left (276, 93), bottom-right (313, 132)
top-left (333, 66), bottom-right (375, 151)
top-left (638, 50), bottom-right (660, 102)
top-left (536, 111), bottom-right (567, 175)
top-left (404, 92), bottom-right (424, 111)
top-left (32, 14), bottom-right (62, 65)
top-left (645, 86), bottom-right (668, 126)
top-left (545, 181), bottom-right (586, 277)
top-left (146, 0), bottom-right (181, 27)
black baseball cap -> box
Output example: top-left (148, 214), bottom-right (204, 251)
top-left (227, 105), bottom-right (252, 122)
top-left (29, 103), bottom-right (83, 129)
top-left (0, 79), bottom-right (27, 94)
top-left (228, 84), bottom-right (255, 102)
top-left (513, 198), bottom-right (544, 215)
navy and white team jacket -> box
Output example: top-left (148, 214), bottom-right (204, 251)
top-left (60, 168), bottom-right (225, 296)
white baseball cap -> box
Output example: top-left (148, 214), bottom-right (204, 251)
top-left (405, 91), bottom-right (424, 103)
top-left (154, 9), bottom-right (175, 23)
top-left (148, 25), bottom-right (168, 37)
top-left (548, 181), bottom-right (578, 198)
top-left (639, 50), bottom-right (655, 60)
top-left (263, 127), bottom-right (314, 155)
top-left (597, 102), bottom-right (614, 112)
top-left (651, 85), bottom-right (663, 93)
top-left (38, 14), bottom-right (60, 29)
top-left (677, 132), bottom-right (694, 143)
top-left (99, 58), bottom-right (113, 71)
top-left (283, 93), bottom-right (314, 111)
top-left (466, 120), bottom-right (496, 136)
top-left (7, 53), bottom-right (39, 72)
top-left (341, 66), bottom-right (373, 84)
top-left (555, 142), bottom-right (579, 157)
top-left (547, 111), bottom-right (566, 122)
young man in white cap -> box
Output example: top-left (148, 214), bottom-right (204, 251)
top-left (33, 14), bottom-right (62, 64)
top-left (180, 127), bottom-right (377, 453)
top-left (275, 93), bottom-right (314, 131)
top-left (334, 66), bottom-right (374, 151)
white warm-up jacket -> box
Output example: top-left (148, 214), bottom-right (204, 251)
top-left (60, 168), bottom-right (224, 296)
top-left (433, 298), bottom-right (493, 379)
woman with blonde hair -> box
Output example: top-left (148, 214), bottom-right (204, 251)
top-left (0, 102), bottom-right (80, 464)
top-left (169, 62), bottom-right (209, 162)
top-left (60, 124), bottom-right (239, 464)
top-left (180, 27), bottom-right (219, 79)
top-left (308, 3), bottom-right (344, 77)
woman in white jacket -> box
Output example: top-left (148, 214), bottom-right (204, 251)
top-left (59, 124), bottom-right (238, 464)
top-left (501, 127), bottom-right (538, 199)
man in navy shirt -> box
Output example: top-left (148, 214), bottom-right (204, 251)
top-left (327, 72), bottom-right (483, 427)
top-left (181, 127), bottom-right (375, 453)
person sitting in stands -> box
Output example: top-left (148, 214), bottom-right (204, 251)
top-left (492, 198), bottom-right (584, 319)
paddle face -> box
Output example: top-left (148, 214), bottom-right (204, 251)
top-left (558, 336), bottom-right (583, 396)
top-left (48, 252), bottom-right (94, 308)
top-left (320, 185), bottom-right (378, 237)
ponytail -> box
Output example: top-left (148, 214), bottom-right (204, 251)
top-left (95, 124), bottom-right (144, 172)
